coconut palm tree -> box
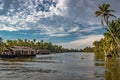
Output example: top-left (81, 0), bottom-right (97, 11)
top-left (40, 40), bottom-right (44, 49)
top-left (0, 37), bottom-right (3, 46)
top-left (104, 32), bottom-right (117, 56)
top-left (108, 20), bottom-right (120, 56)
top-left (0, 37), bottom-right (4, 51)
top-left (95, 3), bottom-right (120, 48)
top-left (95, 3), bottom-right (116, 25)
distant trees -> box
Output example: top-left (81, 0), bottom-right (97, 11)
top-left (0, 37), bottom-right (4, 51)
top-left (0, 37), bottom-right (97, 53)
top-left (83, 47), bottom-right (93, 52)
top-left (0, 38), bottom-right (81, 53)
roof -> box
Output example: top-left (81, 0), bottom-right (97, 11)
top-left (12, 46), bottom-right (33, 49)
top-left (9, 46), bottom-right (35, 51)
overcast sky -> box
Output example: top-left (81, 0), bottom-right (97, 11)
top-left (0, 0), bottom-right (119, 49)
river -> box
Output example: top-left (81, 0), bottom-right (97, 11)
top-left (0, 52), bottom-right (120, 80)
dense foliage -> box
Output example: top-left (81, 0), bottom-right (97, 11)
top-left (93, 3), bottom-right (120, 57)
top-left (82, 47), bottom-right (93, 52)
top-left (0, 38), bottom-right (81, 53)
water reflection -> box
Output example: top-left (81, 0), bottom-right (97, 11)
top-left (0, 57), bottom-right (34, 62)
top-left (0, 52), bottom-right (119, 80)
top-left (95, 53), bottom-right (120, 80)
top-left (105, 58), bottom-right (120, 80)
top-left (94, 53), bottom-right (105, 67)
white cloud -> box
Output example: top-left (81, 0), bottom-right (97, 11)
top-left (50, 0), bottom-right (67, 16)
top-left (68, 26), bottom-right (79, 33)
top-left (0, 24), bottom-right (17, 31)
top-left (0, 0), bottom-right (68, 31)
top-left (79, 26), bottom-right (101, 32)
top-left (59, 34), bottom-right (104, 49)
top-left (39, 25), bottom-right (70, 37)
top-left (49, 33), bottom-right (70, 37)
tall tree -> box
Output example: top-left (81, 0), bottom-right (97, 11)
top-left (95, 3), bottom-right (120, 48)
top-left (0, 37), bottom-right (3, 46)
top-left (95, 3), bottom-right (116, 25)
top-left (41, 40), bottom-right (44, 49)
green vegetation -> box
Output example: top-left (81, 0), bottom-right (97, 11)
top-left (93, 3), bottom-right (120, 57)
top-left (0, 37), bottom-right (81, 53)
top-left (82, 47), bottom-right (93, 52)
top-left (0, 38), bottom-right (63, 53)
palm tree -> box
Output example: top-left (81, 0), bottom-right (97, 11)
top-left (95, 3), bottom-right (116, 25)
top-left (41, 40), bottom-right (44, 49)
top-left (0, 37), bottom-right (3, 46)
top-left (104, 32), bottom-right (117, 56)
top-left (95, 3), bottom-right (120, 48)
top-left (108, 20), bottom-right (120, 56)
top-left (33, 39), bottom-right (36, 48)
top-left (6, 40), bottom-right (14, 47)
top-left (0, 37), bottom-right (3, 51)
top-left (17, 39), bottom-right (23, 46)
top-left (99, 19), bottom-right (120, 57)
top-left (48, 42), bottom-right (52, 50)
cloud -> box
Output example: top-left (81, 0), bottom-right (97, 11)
top-left (59, 34), bottom-right (104, 49)
top-left (0, 0), bottom-right (119, 33)
top-left (0, 24), bottom-right (16, 31)
top-left (39, 25), bottom-right (70, 37)
top-left (66, 0), bottom-right (120, 24)
top-left (79, 25), bottom-right (102, 32)
top-left (0, 0), bottom-right (119, 49)
top-left (49, 33), bottom-right (70, 37)
top-left (49, 0), bottom-right (67, 15)
top-left (0, 0), bottom-right (68, 31)
top-left (68, 26), bottom-right (79, 33)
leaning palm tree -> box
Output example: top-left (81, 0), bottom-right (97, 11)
top-left (95, 3), bottom-right (120, 48)
top-left (95, 3), bottom-right (116, 25)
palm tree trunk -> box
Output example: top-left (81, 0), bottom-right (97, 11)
top-left (104, 16), bottom-right (120, 48)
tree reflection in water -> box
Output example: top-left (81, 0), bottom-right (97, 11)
top-left (105, 57), bottom-right (120, 80)
top-left (95, 53), bottom-right (120, 80)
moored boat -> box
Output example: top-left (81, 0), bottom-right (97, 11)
top-left (36, 49), bottom-right (51, 54)
top-left (0, 54), bottom-right (36, 58)
top-left (0, 46), bottom-right (36, 58)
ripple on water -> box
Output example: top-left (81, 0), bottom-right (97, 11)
top-left (0, 52), bottom-right (119, 80)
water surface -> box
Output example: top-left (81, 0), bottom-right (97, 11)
top-left (0, 52), bottom-right (119, 80)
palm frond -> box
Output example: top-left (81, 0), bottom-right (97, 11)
top-left (107, 14), bottom-right (117, 18)
top-left (98, 4), bottom-right (103, 11)
top-left (105, 4), bottom-right (110, 8)
top-left (102, 3), bottom-right (110, 11)
top-left (101, 18), bottom-right (104, 26)
top-left (95, 11), bottom-right (101, 17)
top-left (107, 10), bottom-right (115, 13)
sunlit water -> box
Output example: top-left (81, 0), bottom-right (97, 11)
top-left (0, 52), bottom-right (120, 80)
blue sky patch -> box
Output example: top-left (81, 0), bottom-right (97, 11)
top-left (0, 0), bottom-right (119, 49)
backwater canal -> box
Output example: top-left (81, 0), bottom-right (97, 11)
top-left (0, 52), bottom-right (120, 80)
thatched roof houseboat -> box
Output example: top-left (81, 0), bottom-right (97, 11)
top-left (0, 46), bottom-right (36, 58)
top-left (36, 49), bottom-right (51, 54)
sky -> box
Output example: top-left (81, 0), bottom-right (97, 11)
top-left (0, 0), bottom-right (119, 49)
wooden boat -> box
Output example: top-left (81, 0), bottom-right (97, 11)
top-left (0, 46), bottom-right (36, 58)
top-left (36, 49), bottom-right (51, 54)
top-left (0, 54), bottom-right (36, 58)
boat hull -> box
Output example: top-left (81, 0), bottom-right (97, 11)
top-left (0, 54), bottom-right (36, 58)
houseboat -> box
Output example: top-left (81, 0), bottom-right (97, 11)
top-left (0, 46), bottom-right (36, 58)
top-left (36, 49), bottom-right (51, 54)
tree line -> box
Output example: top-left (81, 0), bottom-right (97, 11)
top-left (0, 37), bottom-right (81, 53)
top-left (93, 3), bottom-right (120, 57)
